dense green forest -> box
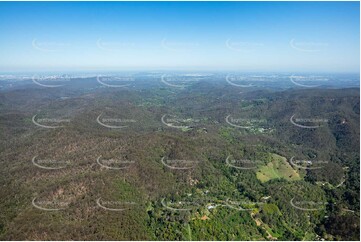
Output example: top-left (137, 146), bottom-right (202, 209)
top-left (0, 75), bottom-right (359, 240)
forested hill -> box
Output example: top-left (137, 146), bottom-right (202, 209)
top-left (0, 77), bottom-right (359, 240)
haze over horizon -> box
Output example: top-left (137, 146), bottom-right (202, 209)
top-left (0, 1), bottom-right (359, 73)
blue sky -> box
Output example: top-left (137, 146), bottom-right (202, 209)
top-left (0, 1), bottom-right (359, 73)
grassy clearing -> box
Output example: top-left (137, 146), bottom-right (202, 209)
top-left (256, 154), bottom-right (301, 183)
